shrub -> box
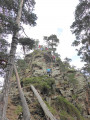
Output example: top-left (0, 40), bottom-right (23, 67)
top-left (23, 76), bottom-right (55, 95)
top-left (15, 105), bottom-right (22, 115)
top-left (32, 62), bottom-right (42, 69)
top-left (17, 59), bottom-right (27, 71)
top-left (60, 110), bottom-right (74, 120)
top-left (55, 96), bottom-right (84, 120)
top-left (72, 94), bottom-right (78, 100)
top-left (68, 73), bottom-right (78, 85)
top-left (76, 104), bottom-right (83, 113)
top-left (45, 101), bottom-right (56, 115)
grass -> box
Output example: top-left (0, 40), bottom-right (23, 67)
top-left (15, 105), bottom-right (22, 115)
top-left (45, 101), bottom-right (57, 115)
top-left (72, 94), bottom-right (78, 100)
top-left (55, 96), bottom-right (84, 120)
top-left (60, 110), bottom-right (75, 120)
top-left (68, 73), bottom-right (78, 85)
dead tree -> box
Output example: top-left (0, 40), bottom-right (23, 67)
top-left (31, 85), bottom-right (57, 120)
top-left (14, 64), bottom-right (30, 120)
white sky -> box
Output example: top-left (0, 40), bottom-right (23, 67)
top-left (5, 0), bottom-right (84, 69)
top-left (0, 0), bottom-right (85, 83)
top-left (22, 0), bottom-right (84, 69)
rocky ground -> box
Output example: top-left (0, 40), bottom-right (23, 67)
top-left (7, 50), bottom-right (90, 120)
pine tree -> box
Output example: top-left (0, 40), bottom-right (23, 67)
top-left (0, 39), bottom-right (9, 76)
top-left (0, 39), bottom-right (9, 59)
top-left (0, 0), bottom-right (37, 35)
top-left (64, 57), bottom-right (72, 69)
top-left (44, 34), bottom-right (59, 54)
top-left (18, 37), bottom-right (35, 55)
top-left (34, 39), bottom-right (39, 50)
top-left (71, 0), bottom-right (90, 74)
top-left (0, 0), bottom-right (37, 119)
top-left (71, 2), bottom-right (90, 112)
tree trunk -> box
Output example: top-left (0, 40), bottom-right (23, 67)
top-left (23, 45), bottom-right (26, 56)
top-left (14, 65), bottom-right (30, 120)
top-left (52, 39), bottom-right (54, 54)
top-left (30, 85), bottom-right (57, 120)
top-left (0, 0), bottom-right (24, 120)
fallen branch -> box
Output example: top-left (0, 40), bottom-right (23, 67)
top-left (31, 85), bottom-right (57, 120)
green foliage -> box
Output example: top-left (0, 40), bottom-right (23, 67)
top-left (0, 0), bottom-right (37, 35)
top-left (56, 57), bottom-right (61, 63)
top-left (26, 50), bottom-right (42, 60)
top-left (56, 57), bottom-right (65, 72)
top-left (32, 62), bottom-right (42, 69)
top-left (72, 94), bottom-right (78, 100)
top-left (71, 0), bottom-right (90, 66)
top-left (63, 57), bottom-right (72, 70)
top-left (18, 37), bottom-right (35, 55)
top-left (82, 64), bottom-right (90, 77)
top-left (22, 10), bottom-right (37, 26)
top-left (16, 59), bottom-right (27, 73)
top-left (64, 57), bottom-right (72, 63)
top-left (45, 101), bottom-right (56, 115)
top-left (33, 39), bottom-right (39, 49)
top-left (76, 104), bottom-right (83, 113)
top-left (54, 52), bottom-right (60, 58)
top-left (32, 50), bottom-right (42, 56)
top-left (0, 39), bottom-right (9, 76)
top-left (17, 59), bottom-right (26, 68)
top-left (43, 34), bottom-right (59, 53)
top-left (68, 73), bottom-right (78, 85)
top-left (60, 111), bottom-right (74, 120)
top-left (19, 38), bottom-right (35, 47)
top-left (23, 76), bottom-right (55, 94)
top-left (0, 39), bottom-right (9, 57)
top-left (0, 11), bottom-right (18, 34)
top-left (15, 105), bottom-right (22, 115)
top-left (56, 96), bottom-right (84, 120)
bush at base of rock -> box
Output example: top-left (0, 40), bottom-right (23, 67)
top-left (23, 75), bottom-right (55, 95)
top-left (55, 96), bottom-right (84, 120)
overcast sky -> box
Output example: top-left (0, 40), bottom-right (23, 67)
top-left (0, 0), bottom-right (85, 85)
top-left (5, 0), bottom-right (85, 68)
top-left (21, 0), bottom-right (84, 68)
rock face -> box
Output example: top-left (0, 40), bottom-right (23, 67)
top-left (7, 50), bottom-right (90, 120)
top-left (25, 50), bottom-right (90, 116)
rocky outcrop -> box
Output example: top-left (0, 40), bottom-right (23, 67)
top-left (25, 50), bottom-right (89, 117)
top-left (7, 50), bottom-right (90, 120)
